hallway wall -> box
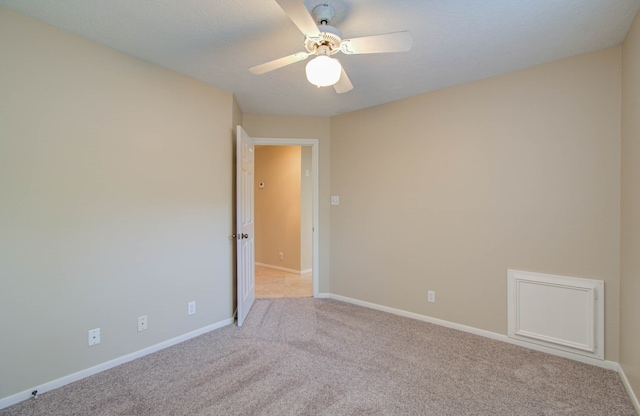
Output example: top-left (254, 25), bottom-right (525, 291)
top-left (254, 146), bottom-right (302, 271)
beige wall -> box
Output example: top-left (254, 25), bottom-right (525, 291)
top-left (621, 10), bottom-right (640, 401)
top-left (0, 7), bottom-right (235, 399)
top-left (254, 146), bottom-right (302, 270)
top-left (330, 47), bottom-right (622, 361)
top-left (242, 115), bottom-right (331, 292)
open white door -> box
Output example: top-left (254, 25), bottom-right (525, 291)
top-left (236, 126), bottom-right (255, 326)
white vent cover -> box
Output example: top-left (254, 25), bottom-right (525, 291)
top-left (507, 269), bottom-right (604, 360)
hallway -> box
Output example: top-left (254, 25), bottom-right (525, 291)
top-left (255, 266), bottom-right (312, 298)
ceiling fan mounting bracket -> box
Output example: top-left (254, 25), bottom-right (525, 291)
top-left (311, 4), bottom-right (335, 25)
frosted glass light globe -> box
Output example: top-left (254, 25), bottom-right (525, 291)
top-left (305, 55), bottom-right (341, 87)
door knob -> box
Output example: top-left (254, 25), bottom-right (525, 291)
top-left (242, 233), bottom-right (249, 239)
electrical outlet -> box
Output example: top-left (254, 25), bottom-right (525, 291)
top-left (278, 252), bottom-right (284, 261)
top-left (188, 301), bottom-right (196, 315)
top-left (428, 291), bottom-right (436, 303)
top-left (138, 315), bottom-right (147, 332)
top-left (88, 328), bottom-right (100, 346)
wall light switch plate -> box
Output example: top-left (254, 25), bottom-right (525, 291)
top-left (331, 196), bottom-right (340, 205)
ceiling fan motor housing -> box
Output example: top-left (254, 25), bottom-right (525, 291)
top-left (305, 24), bottom-right (342, 55)
top-left (303, 4), bottom-right (342, 55)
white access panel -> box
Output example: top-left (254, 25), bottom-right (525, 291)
top-left (508, 269), bottom-right (604, 360)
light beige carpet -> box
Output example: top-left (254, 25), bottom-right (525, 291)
top-left (1, 298), bottom-right (636, 415)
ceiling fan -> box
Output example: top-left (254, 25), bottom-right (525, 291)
top-left (249, 0), bottom-right (413, 93)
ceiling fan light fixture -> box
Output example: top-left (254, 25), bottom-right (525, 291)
top-left (252, 0), bottom-right (414, 94)
top-left (305, 55), bottom-right (341, 87)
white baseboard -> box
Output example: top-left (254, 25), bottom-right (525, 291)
top-left (0, 318), bottom-right (233, 411)
top-left (4, 298), bottom-right (636, 412)
top-left (326, 293), bottom-right (619, 371)
top-left (255, 262), bottom-right (306, 275)
top-left (619, 364), bottom-right (640, 414)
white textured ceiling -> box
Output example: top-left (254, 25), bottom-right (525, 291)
top-left (1, 0), bottom-right (639, 116)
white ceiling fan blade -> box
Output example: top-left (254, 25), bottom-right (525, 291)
top-left (275, 0), bottom-right (321, 38)
top-left (249, 52), bottom-right (310, 75)
top-left (340, 31), bottom-right (413, 55)
top-left (333, 66), bottom-right (353, 94)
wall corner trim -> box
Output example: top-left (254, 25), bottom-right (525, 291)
top-left (619, 364), bottom-right (640, 414)
top-left (0, 318), bottom-right (234, 411)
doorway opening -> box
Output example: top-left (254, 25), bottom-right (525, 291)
top-left (254, 145), bottom-right (312, 298)
top-left (251, 138), bottom-right (319, 299)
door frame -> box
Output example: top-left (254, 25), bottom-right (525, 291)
top-left (252, 137), bottom-right (320, 297)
